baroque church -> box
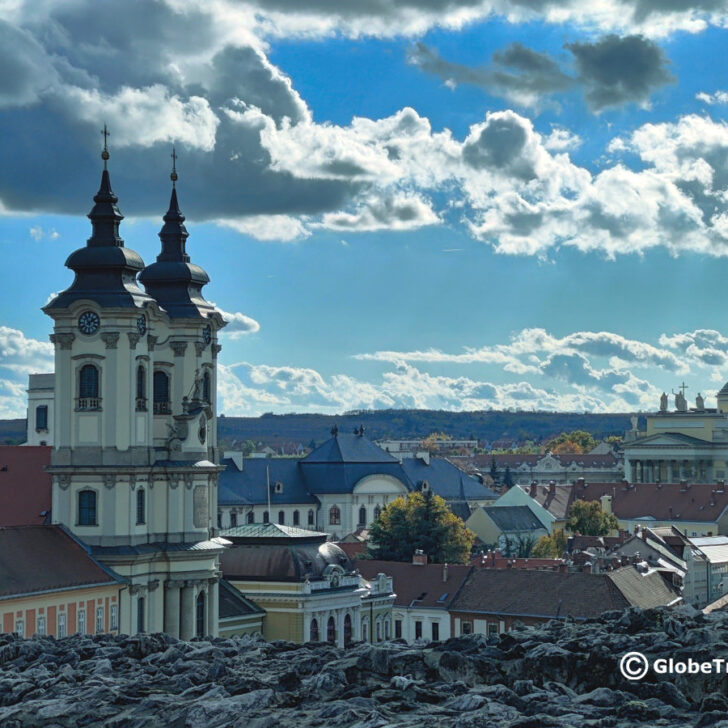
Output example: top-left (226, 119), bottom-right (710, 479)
top-left (41, 137), bottom-right (227, 637)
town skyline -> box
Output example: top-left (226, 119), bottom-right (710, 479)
top-left (3, 2), bottom-right (728, 418)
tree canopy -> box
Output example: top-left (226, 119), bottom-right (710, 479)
top-left (367, 490), bottom-right (475, 564)
top-left (566, 499), bottom-right (619, 536)
top-left (546, 430), bottom-right (597, 454)
top-left (531, 529), bottom-right (568, 558)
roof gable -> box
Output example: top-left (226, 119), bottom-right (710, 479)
top-left (304, 433), bottom-right (399, 464)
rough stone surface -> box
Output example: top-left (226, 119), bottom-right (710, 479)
top-left (2, 606), bottom-right (728, 726)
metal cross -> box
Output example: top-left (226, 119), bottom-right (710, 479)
top-left (101, 124), bottom-right (110, 151)
top-left (171, 146), bottom-right (177, 173)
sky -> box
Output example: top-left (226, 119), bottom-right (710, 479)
top-left (3, 1), bottom-right (728, 418)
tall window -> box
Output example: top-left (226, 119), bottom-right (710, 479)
top-left (202, 371), bottom-right (211, 403)
top-left (110, 604), bottom-right (118, 631)
top-left (136, 488), bottom-right (145, 525)
top-left (96, 606), bottom-right (104, 633)
top-left (415, 621), bottom-right (422, 639)
top-left (373, 505), bottom-right (382, 521)
top-left (246, 511), bottom-right (254, 524)
top-left (77, 609), bottom-right (86, 635)
top-left (36, 404), bottom-right (48, 431)
top-left (263, 510), bottom-right (269, 523)
top-left (358, 505), bottom-right (366, 527)
top-left (293, 510), bottom-right (300, 526)
top-left (395, 619), bottom-right (402, 639)
top-left (136, 365), bottom-right (147, 411)
top-left (153, 371), bottom-right (170, 414)
top-left (230, 511), bottom-right (238, 527)
top-left (137, 597), bottom-right (145, 633)
top-left (78, 364), bottom-right (100, 410)
top-left (384, 617), bottom-right (390, 640)
top-left (432, 622), bottom-right (439, 641)
top-left (78, 490), bottom-right (97, 526)
top-left (278, 510), bottom-right (285, 525)
top-left (58, 613), bottom-right (66, 638)
top-left (15, 619), bottom-right (24, 637)
top-left (37, 615), bottom-right (46, 636)
top-left (308, 509), bottom-right (315, 526)
top-left (310, 618), bottom-right (319, 642)
top-left (329, 505), bottom-right (341, 525)
top-left (327, 616), bottom-right (336, 644)
top-left (344, 614), bottom-right (352, 646)
top-left (196, 592), bottom-right (206, 637)
top-left (362, 621), bottom-right (368, 642)
top-left (376, 619), bottom-right (381, 642)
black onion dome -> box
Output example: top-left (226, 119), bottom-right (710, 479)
top-left (45, 168), bottom-right (152, 310)
top-left (139, 186), bottom-right (215, 319)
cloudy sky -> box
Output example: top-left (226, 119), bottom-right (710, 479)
top-left (3, 1), bottom-right (728, 418)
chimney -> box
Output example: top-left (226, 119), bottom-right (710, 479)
top-left (549, 480), bottom-right (556, 495)
top-left (412, 549), bottom-right (428, 566)
top-left (600, 494), bottom-right (612, 514)
top-left (529, 481), bottom-right (537, 497)
top-left (442, 563), bottom-right (449, 582)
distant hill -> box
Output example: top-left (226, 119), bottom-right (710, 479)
top-left (1, 410), bottom-right (641, 448)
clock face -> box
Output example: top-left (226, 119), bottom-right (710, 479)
top-left (78, 311), bottom-right (100, 335)
top-left (136, 315), bottom-right (147, 336)
top-left (202, 324), bottom-right (212, 345)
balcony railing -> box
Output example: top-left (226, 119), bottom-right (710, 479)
top-left (136, 398), bottom-right (147, 412)
top-left (153, 401), bottom-right (171, 415)
top-left (77, 398), bottom-right (101, 411)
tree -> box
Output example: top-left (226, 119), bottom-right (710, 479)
top-left (501, 533), bottom-right (536, 557)
top-left (422, 432), bottom-right (452, 454)
top-left (531, 529), bottom-right (568, 558)
top-left (503, 465), bottom-right (514, 489)
top-left (489, 456), bottom-right (498, 483)
top-left (367, 490), bottom-right (475, 564)
top-left (546, 430), bottom-right (597, 454)
top-left (566, 500), bottom-right (619, 536)
top-left (241, 440), bottom-right (256, 456)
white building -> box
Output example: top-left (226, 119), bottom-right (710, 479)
top-left (24, 373), bottom-right (55, 446)
top-left (40, 143), bottom-right (226, 637)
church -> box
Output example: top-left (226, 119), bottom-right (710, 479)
top-left (37, 137), bottom-right (227, 637)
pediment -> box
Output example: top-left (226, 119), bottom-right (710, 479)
top-left (625, 432), bottom-right (712, 448)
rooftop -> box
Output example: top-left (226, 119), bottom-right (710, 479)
top-left (0, 445), bottom-right (52, 527)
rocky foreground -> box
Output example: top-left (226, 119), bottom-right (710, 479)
top-left (3, 607), bottom-right (728, 727)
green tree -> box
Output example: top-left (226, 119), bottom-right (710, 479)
top-left (367, 490), bottom-right (475, 563)
top-left (546, 430), bottom-right (597, 454)
top-left (531, 529), bottom-right (568, 558)
top-left (502, 534), bottom-right (536, 557)
top-left (489, 456), bottom-right (498, 483)
top-left (241, 440), bottom-right (256, 456)
top-left (503, 465), bottom-right (514, 489)
top-left (566, 500), bottom-right (619, 536)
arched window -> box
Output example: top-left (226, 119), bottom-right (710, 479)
top-left (202, 371), bottom-right (211, 403)
top-left (153, 371), bottom-right (170, 414)
top-left (384, 617), bottom-right (391, 640)
top-left (136, 488), bottom-right (145, 525)
top-left (278, 510), bottom-right (285, 525)
top-left (310, 618), bottom-right (319, 642)
top-left (263, 510), bottom-right (269, 523)
top-left (136, 365), bottom-right (146, 411)
top-left (358, 505), bottom-right (366, 527)
top-left (78, 490), bottom-right (97, 526)
top-left (230, 512), bottom-right (238, 527)
top-left (78, 364), bottom-right (99, 410)
top-left (308, 509), bottom-right (315, 526)
top-left (196, 591), bottom-right (206, 637)
top-left (137, 597), bottom-right (145, 633)
top-left (362, 620), bottom-right (368, 642)
top-left (329, 505), bottom-right (341, 525)
top-left (293, 510), bottom-right (300, 526)
top-left (344, 614), bottom-right (352, 646)
top-left (373, 504), bottom-right (382, 521)
top-left (327, 616), bottom-right (336, 644)
top-left (376, 618), bottom-right (382, 642)
top-left (246, 511), bottom-right (254, 524)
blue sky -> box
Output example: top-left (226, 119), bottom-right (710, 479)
top-left (3, 1), bottom-right (728, 417)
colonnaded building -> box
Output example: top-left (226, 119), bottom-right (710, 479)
top-left (38, 140), bottom-right (227, 637)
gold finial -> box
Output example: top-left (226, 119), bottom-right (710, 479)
top-left (101, 124), bottom-right (110, 168)
top-left (170, 146), bottom-right (178, 186)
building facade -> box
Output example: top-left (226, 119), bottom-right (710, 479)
top-left (39, 143), bottom-right (226, 637)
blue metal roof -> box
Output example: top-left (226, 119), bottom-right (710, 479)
top-left (218, 458), bottom-right (318, 506)
top-left (304, 433), bottom-right (399, 464)
top-left (400, 457), bottom-right (498, 501)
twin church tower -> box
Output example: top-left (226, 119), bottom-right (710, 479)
top-left (43, 132), bottom-right (226, 637)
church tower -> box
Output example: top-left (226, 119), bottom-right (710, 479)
top-left (44, 132), bottom-right (226, 638)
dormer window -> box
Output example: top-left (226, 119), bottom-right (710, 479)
top-left (274, 481), bottom-right (283, 494)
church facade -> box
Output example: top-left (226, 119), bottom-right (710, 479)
top-left (42, 140), bottom-right (226, 637)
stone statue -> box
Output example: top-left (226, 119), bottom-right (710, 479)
top-left (660, 392), bottom-right (668, 412)
top-left (630, 415), bottom-right (638, 430)
top-left (696, 392), bottom-right (705, 410)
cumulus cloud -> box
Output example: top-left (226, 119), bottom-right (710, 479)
top-left (318, 193), bottom-right (439, 232)
top-left (696, 90), bottom-right (728, 105)
top-left (214, 307), bottom-right (261, 339)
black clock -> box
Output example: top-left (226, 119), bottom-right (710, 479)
top-left (78, 311), bottom-right (100, 335)
top-left (202, 324), bottom-right (212, 345)
top-left (137, 315), bottom-right (147, 336)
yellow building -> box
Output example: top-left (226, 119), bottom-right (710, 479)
top-left (1, 525), bottom-right (122, 637)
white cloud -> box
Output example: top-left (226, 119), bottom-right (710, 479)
top-left (697, 90), bottom-right (728, 105)
top-left (319, 193), bottom-right (439, 232)
top-left (217, 215), bottom-right (311, 242)
top-left (214, 307), bottom-right (261, 339)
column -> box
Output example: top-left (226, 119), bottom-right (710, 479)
top-left (207, 579), bottom-right (218, 637)
top-left (164, 581), bottom-right (181, 639)
top-left (180, 582), bottom-right (195, 640)
top-left (336, 609), bottom-right (344, 649)
top-left (624, 460), bottom-right (633, 482)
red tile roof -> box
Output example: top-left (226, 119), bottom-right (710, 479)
top-left (0, 525), bottom-right (120, 598)
top-left (0, 446), bottom-right (52, 526)
top-left (338, 542), bottom-right (366, 558)
top-left (357, 560), bottom-right (472, 608)
top-left (470, 553), bottom-right (565, 570)
top-left (573, 481), bottom-right (728, 523)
